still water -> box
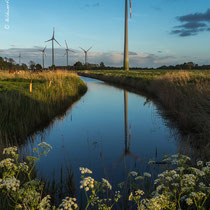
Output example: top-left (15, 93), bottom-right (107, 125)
top-left (21, 76), bottom-right (179, 191)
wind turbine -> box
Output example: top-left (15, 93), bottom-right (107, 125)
top-left (45, 27), bottom-right (61, 69)
top-left (124, 0), bottom-right (132, 71)
top-left (64, 40), bottom-right (74, 67)
top-left (80, 47), bottom-right (92, 65)
top-left (39, 46), bottom-right (47, 69)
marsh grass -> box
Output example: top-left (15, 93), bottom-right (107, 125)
top-left (79, 70), bottom-right (210, 159)
top-left (0, 70), bottom-right (87, 146)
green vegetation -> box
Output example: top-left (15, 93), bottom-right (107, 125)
top-left (0, 71), bottom-right (87, 145)
top-left (0, 144), bottom-right (209, 209)
top-left (79, 70), bottom-right (210, 159)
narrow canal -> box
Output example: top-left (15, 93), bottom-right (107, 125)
top-left (21, 76), bottom-right (181, 194)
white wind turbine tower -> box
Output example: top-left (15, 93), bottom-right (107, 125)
top-left (45, 27), bottom-right (61, 69)
top-left (79, 47), bottom-right (92, 65)
top-left (124, 0), bottom-right (132, 71)
top-left (64, 40), bottom-right (74, 67)
top-left (39, 46), bottom-right (47, 69)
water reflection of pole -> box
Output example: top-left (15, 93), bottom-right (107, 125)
top-left (124, 90), bottom-right (128, 151)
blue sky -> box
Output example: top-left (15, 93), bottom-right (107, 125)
top-left (0, 0), bottom-right (209, 67)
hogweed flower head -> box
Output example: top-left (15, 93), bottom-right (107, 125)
top-left (0, 177), bottom-right (20, 192)
top-left (59, 197), bottom-right (78, 210)
top-left (79, 167), bottom-right (92, 174)
top-left (130, 171), bottom-right (138, 177)
top-left (80, 176), bottom-right (95, 191)
top-left (144, 172), bottom-right (151, 178)
top-left (3, 147), bottom-right (18, 157)
top-left (38, 142), bottom-right (52, 150)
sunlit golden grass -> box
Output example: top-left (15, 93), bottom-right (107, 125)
top-left (0, 70), bottom-right (87, 145)
top-left (79, 70), bottom-right (210, 158)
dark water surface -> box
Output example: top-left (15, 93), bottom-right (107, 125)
top-left (21, 76), bottom-right (179, 192)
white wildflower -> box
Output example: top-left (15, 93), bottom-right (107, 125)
top-left (0, 177), bottom-right (20, 191)
top-left (191, 167), bottom-right (205, 176)
top-left (171, 183), bottom-right (179, 187)
top-left (102, 178), bottom-right (112, 190)
top-left (19, 162), bottom-right (29, 172)
top-left (144, 172), bottom-right (151, 178)
top-left (197, 161), bottom-right (203, 167)
top-left (135, 176), bottom-right (144, 181)
top-left (38, 195), bottom-right (51, 210)
top-left (38, 142), bottom-right (52, 150)
top-left (80, 177), bottom-right (94, 191)
top-left (79, 167), bottom-right (92, 174)
top-left (185, 198), bottom-right (193, 206)
top-left (130, 171), bottom-right (138, 177)
top-left (59, 197), bottom-right (78, 210)
top-left (3, 147), bottom-right (18, 156)
top-left (199, 182), bottom-right (206, 188)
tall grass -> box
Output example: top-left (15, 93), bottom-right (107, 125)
top-left (0, 70), bottom-right (87, 147)
top-left (79, 70), bottom-right (210, 159)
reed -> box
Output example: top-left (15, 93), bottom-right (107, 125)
top-left (0, 70), bottom-right (87, 146)
top-left (78, 70), bottom-right (210, 159)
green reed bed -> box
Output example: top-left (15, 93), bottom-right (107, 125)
top-left (79, 70), bottom-right (210, 159)
top-left (0, 71), bottom-right (87, 145)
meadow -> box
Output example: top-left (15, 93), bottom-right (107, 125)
top-left (79, 70), bottom-right (210, 159)
top-left (0, 70), bottom-right (87, 146)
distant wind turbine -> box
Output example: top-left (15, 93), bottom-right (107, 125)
top-left (80, 47), bottom-right (92, 65)
top-left (39, 46), bottom-right (47, 69)
top-left (18, 52), bottom-right (22, 66)
top-left (124, 0), bottom-right (132, 71)
top-left (45, 27), bottom-right (61, 69)
top-left (64, 40), bottom-right (74, 67)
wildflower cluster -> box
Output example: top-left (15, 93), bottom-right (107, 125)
top-left (1, 144), bottom-right (209, 210)
top-left (0, 143), bottom-right (53, 209)
top-left (80, 176), bottom-right (95, 191)
top-left (0, 177), bottom-right (20, 191)
top-left (59, 197), bottom-right (78, 210)
top-left (79, 167), bottom-right (92, 174)
top-left (79, 167), bottom-right (120, 210)
top-left (153, 154), bottom-right (210, 209)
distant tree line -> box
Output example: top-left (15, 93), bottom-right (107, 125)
top-left (157, 62), bottom-right (210, 70)
top-left (1, 56), bottom-right (210, 71)
top-left (0, 56), bottom-right (43, 71)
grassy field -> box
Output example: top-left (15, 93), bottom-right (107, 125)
top-left (79, 70), bottom-right (210, 159)
top-left (0, 70), bottom-right (87, 146)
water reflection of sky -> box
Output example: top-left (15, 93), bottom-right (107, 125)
top-left (21, 76), bottom-right (178, 193)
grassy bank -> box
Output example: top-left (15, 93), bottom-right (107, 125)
top-left (78, 70), bottom-right (210, 158)
top-left (0, 71), bottom-right (87, 145)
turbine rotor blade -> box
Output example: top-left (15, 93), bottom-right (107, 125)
top-left (45, 38), bottom-right (53, 42)
top-left (53, 27), bottom-right (55, 39)
top-left (65, 40), bottom-right (69, 49)
top-left (43, 46), bottom-right (47, 52)
top-left (87, 47), bottom-right (92, 52)
top-left (79, 47), bottom-right (85, 52)
top-left (54, 39), bottom-right (61, 46)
